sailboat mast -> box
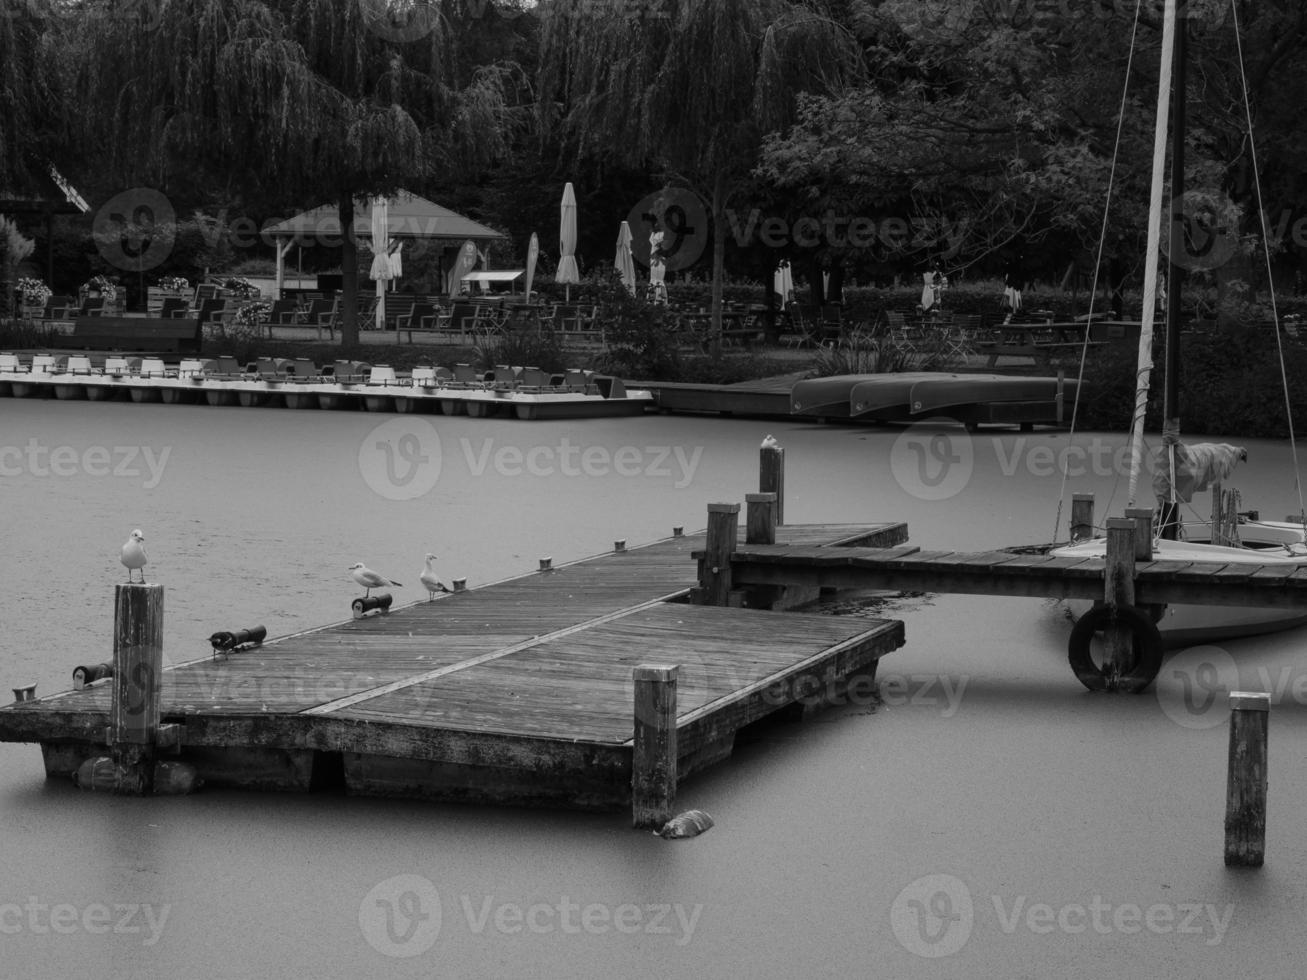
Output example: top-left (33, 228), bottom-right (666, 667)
top-left (1164, 11), bottom-right (1186, 425)
top-left (1126, 0), bottom-right (1176, 508)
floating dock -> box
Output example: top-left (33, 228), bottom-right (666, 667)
top-left (0, 517), bottom-right (907, 821)
top-left (0, 353), bottom-right (652, 420)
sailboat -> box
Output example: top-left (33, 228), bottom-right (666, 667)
top-left (1051, 0), bottom-right (1307, 658)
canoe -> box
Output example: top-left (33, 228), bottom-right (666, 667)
top-left (908, 375), bottom-right (1079, 415)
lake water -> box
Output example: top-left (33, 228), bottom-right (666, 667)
top-left (1, 397), bottom-right (1305, 978)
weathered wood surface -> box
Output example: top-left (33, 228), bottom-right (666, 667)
top-left (728, 544), bottom-right (1307, 608)
top-left (0, 519), bottom-right (916, 810)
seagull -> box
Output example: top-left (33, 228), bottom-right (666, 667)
top-left (121, 529), bottom-right (147, 583)
top-left (761, 434), bottom-right (779, 449)
top-left (349, 562), bottom-right (401, 597)
top-left (419, 553), bottom-right (450, 599)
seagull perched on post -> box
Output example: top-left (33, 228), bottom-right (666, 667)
top-left (120, 529), bottom-right (147, 583)
top-left (419, 554), bottom-right (450, 599)
top-left (348, 563), bottom-right (402, 597)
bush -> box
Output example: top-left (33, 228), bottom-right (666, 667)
top-left (473, 328), bottom-right (570, 375)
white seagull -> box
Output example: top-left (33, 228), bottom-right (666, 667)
top-left (349, 562), bottom-right (401, 597)
top-left (419, 553), bottom-right (449, 599)
top-left (121, 529), bottom-right (148, 583)
top-left (761, 434), bottom-right (779, 449)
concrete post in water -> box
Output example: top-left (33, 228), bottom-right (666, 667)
top-left (1225, 691), bottom-right (1270, 868)
top-left (760, 444), bottom-right (785, 526)
top-left (110, 583), bottom-right (164, 795)
top-left (699, 503), bottom-right (739, 606)
top-left (1071, 493), bottom-right (1095, 542)
top-left (632, 664), bottom-right (678, 829)
top-left (1103, 518), bottom-right (1137, 687)
top-left (746, 492), bottom-right (778, 546)
top-left (1125, 507), bottom-right (1154, 561)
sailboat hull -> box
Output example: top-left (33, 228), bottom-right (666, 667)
top-left (1053, 531), bottom-right (1307, 646)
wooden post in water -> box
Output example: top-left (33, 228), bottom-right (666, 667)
top-left (1225, 691), bottom-right (1270, 868)
top-left (760, 444), bottom-right (785, 526)
top-left (698, 503), bottom-right (740, 606)
top-left (632, 664), bottom-right (678, 829)
top-left (1071, 493), bottom-right (1095, 542)
top-left (746, 492), bottom-right (778, 545)
top-left (110, 583), bottom-right (164, 795)
top-left (1103, 518), bottom-right (1137, 688)
top-left (1125, 507), bottom-right (1154, 560)
top-left (1055, 369), bottom-right (1065, 426)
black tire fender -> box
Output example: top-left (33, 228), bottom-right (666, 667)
top-left (1068, 603), bottom-right (1164, 693)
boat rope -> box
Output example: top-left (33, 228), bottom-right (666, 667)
top-left (1230, 0), bottom-right (1307, 528)
top-left (1051, 0), bottom-right (1147, 544)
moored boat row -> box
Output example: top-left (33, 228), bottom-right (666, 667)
top-left (0, 353), bottom-right (653, 420)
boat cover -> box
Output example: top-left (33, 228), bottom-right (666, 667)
top-left (1152, 427), bottom-right (1247, 503)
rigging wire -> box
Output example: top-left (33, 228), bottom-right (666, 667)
top-left (1051, 0), bottom-right (1146, 544)
top-left (1229, 0), bottom-right (1307, 526)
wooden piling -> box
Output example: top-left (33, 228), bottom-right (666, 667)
top-left (110, 584), bottom-right (164, 794)
top-left (1124, 507), bottom-right (1154, 560)
top-left (1055, 370), bottom-right (1065, 425)
top-left (745, 492), bottom-right (778, 546)
top-left (698, 503), bottom-right (740, 606)
top-left (1070, 493), bottom-right (1095, 542)
top-left (632, 664), bottom-right (678, 829)
top-left (1225, 691), bottom-right (1270, 868)
top-left (760, 445), bottom-right (785, 526)
top-left (1103, 518), bottom-right (1137, 686)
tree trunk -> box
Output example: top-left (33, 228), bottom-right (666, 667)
top-left (709, 172), bottom-right (726, 360)
top-left (339, 191), bottom-right (359, 347)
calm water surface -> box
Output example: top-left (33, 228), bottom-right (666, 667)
top-left (2, 398), bottom-right (1305, 978)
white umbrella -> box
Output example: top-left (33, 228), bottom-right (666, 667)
top-left (446, 240), bottom-right (478, 297)
top-left (648, 227), bottom-right (667, 303)
top-left (556, 182), bottom-right (580, 302)
top-left (524, 232), bottom-right (539, 301)
top-left (368, 196), bottom-right (394, 331)
top-left (615, 221), bottom-right (636, 295)
top-left (773, 261), bottom-right (794, 308)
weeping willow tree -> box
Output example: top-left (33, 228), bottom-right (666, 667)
top-left (1, 0), bottom-right (63, 191)
top-left (67, 0), bottom-right (523, 344)
top-left (537, 0), bottom-right (860, 353)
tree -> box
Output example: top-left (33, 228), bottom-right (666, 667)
top-left (537, 0), bottom-right (859, 354)
top-left (65, 0), bottom-right (527, 344)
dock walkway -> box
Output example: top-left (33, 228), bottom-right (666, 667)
top-left (0, 522), bottom-right (907, 815)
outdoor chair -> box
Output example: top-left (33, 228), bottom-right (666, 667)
top-left (158, 297), bottom-right (189, 318)
top-left (268, 298), bottom-right (303, 326)
top-left (306, 298), bottom-right (339, 340)
top-left (397, 301), bottom-right (439, 342)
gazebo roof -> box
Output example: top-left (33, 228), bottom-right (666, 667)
top-left (264, 190), bottom-right (506, 244)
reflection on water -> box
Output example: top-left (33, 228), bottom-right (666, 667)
top-left (1, 400), bottom-right (1305, 978)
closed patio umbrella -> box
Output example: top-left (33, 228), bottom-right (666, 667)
top-left (525, 232), bottom-right (539, 301)
top-left (615, 221), bottom-right (636, 295)
top-left (556, 183), bottom-right (579, 302)
top-left (446, 240), bottom-right (478, 297)
top-left (368, 196), bottom-right (394, 331)
top-left (773, 260), bottom-right (794, 308)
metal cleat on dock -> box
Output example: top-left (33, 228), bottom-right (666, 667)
top-left (209, 625), bottom-right (268, 655)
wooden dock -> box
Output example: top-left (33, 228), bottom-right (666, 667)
top-left (724, 543), bottom-right (1307, 608)
top-left (0, 519), bottom-right (907, 820)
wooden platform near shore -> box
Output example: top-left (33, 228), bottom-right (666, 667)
top-left (726, 543), bottom-right (1307, 607)
top-left (0, 521), bottom-right (907, 815)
